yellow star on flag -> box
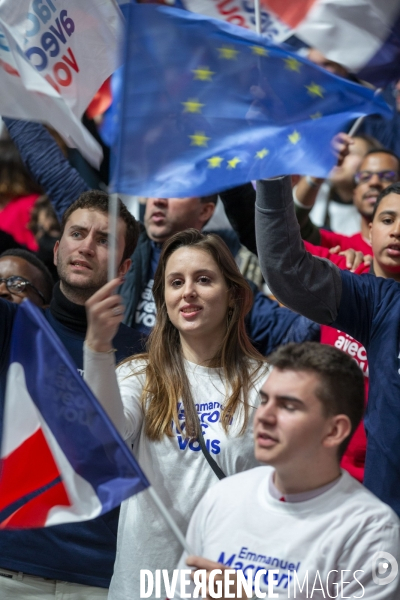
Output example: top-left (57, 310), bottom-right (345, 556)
top-left (207, 156), bottom-right (224, 168)
top-left (227, 157), bottom-right (241, 169)
top-left (288, 131), bottom-right (301, 144)
top-left (306, 82), bottom-right (324, 98)
top-left (310, 111), bottom-right (322, 120)
top-left (182, 98), bottom-right (204, 113)
top-left (251, 46), bottom-right (268, 57)
top-left (217, 46), bottom-right (239, 60)
top-left (255, 149), bottom-right (269, 159)
top-left (192, 66), bottom-right (215, 81)
top-left (189, 131), bottom-right (210, 147)
top-left (284, 57), bottom-right (301, 72)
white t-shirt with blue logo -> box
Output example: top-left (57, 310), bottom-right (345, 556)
top-left (175, 466), bottom-right (400, 599)
top-left (109, 358), bottom-right (268, 600)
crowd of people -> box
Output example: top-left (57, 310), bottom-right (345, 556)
top-left (0, 58), bottom-right (400, 600)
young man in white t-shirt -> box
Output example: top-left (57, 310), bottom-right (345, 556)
top-left (174, 342), bottom-right (400, 600)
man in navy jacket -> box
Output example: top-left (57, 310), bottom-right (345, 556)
top-left (0, 190), bottom-right (143, 598)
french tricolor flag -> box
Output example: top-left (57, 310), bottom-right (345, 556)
top-left (0, 300), bottom-right (149, 529)
top-left (261, 0), bottom-right (400, 86)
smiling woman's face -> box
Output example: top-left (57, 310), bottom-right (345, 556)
top-left (164, 246), bottom-right (230, 343)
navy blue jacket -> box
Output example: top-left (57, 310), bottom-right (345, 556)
top-left (333, 271), bottom-right (400, 515)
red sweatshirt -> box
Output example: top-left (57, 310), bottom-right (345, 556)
top-left (320, 229), bottom-right (372, 255)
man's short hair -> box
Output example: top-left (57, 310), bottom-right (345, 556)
top-left (0, 248), bottom-right (54, 304)
top-left (372, 181), bottom-right (400, 219)
top-left (60, 190), bottom-right (140, 262)
top-left (266, 342), bottom-right (365, 457)
top-left (200, 194), bottom-right (218, 205)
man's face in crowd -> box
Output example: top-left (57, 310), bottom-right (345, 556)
top-left (54, 208), bottom-right (130, 301)
top-left (254, 368), bottom-right (342, 470)
top-left (353, 153), bottom-right (399, 219)
top-left (144, 197), bottom-right (215, 243)
top-left (370, 192), bottom-right (400, 277)
top-left (0, 256), bottom-right (46, 307)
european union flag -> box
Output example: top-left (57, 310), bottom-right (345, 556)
top-left (111, 3), bottom-right (392, 198)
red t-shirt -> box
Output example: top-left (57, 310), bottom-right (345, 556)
top-left (319, 229), bottom-right (372, 255)
top-left (0, 194), bottom-right (39, 251)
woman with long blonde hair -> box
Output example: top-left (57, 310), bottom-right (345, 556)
top-left (84, 229), bottom-right (268, 600)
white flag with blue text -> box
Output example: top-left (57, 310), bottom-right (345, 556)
top-left (0, 0), bottom-right (123, 166)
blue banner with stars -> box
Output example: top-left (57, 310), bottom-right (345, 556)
top-left (110, 3), bottom-right (392, 198)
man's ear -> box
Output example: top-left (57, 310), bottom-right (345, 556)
top-left (117, 258), bottom-right (132, 277)
top-left (53, 240), bottom-right (60, 266)
top-left (368, 221), bottom-right (373, 244)
top-left (322, 414), bottom-right (352, 452)
top-left (199, 202), bottom-right (216, 226)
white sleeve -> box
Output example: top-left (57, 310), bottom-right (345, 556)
top-left (116, 360), bottom-right (145, 440)
top-left (337, 520), bottom-right (400, 599)
top-left (83, 344), bottom-right (143, 441)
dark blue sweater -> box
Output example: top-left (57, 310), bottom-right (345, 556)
top-left (333, 271), bottom-right (400, 515)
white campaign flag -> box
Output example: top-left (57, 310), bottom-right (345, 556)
top-left (179, 0), bottom-right (289, 41)
top-left (0, 0), bottom-right (124, 166)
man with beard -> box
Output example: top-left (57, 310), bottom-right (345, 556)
top-left (0, 190), bottom-right (143, 599)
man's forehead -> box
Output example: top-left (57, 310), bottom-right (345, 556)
top-left (360, 153), bottom-right (399, 171)
top-left (376, 193), bottom-right (400, 214)
top-left (261, 368), bottom-right (320, 396)
top-left (65, 207), bottom-right (109, 229)
top-left (0, 256), bottom-right (39, 280)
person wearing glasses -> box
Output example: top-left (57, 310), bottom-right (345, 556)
top-left (0, 249), bottom-right (53, 307)
top-left (293, 148), bottom-right (400, 255)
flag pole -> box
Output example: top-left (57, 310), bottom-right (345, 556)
top-left (347, 88), bottom-right (382, 138)
top-left (107, 193), bottom-right (119, 282)
top-left (254, 0), bottom-right (261, 35)
top-left (147, 486), bottom-right (194, 555)
top-left (348, 116), bottom-right (365, 137)
top-left (108, 0), bottom-right (135, 283)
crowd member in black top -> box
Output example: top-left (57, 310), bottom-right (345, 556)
top-left (0, 190), bottom-right (143, 599)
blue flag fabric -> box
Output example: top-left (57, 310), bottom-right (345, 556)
top-left (110, 3), bottom-right (392, 198)
top-left (0, 301), bottom-right (149, 529)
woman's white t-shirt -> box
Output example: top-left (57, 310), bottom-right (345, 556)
top-left (109, 358), bottom-right (268, 600)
